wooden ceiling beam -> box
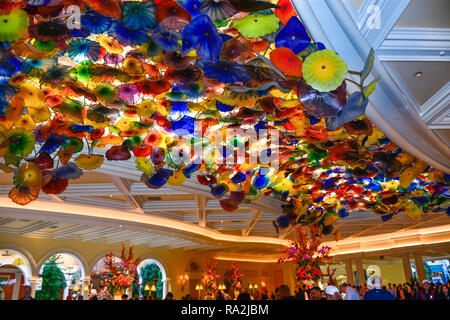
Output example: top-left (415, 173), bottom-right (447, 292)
top-left (242, 209), bottom-right (263, 237)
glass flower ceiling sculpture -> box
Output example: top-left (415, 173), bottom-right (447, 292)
top-left (0, 0), bottom-right (448, 235)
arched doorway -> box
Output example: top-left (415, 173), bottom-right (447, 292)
top-left (137, 258), bottom-right (168, 300)
top-left (38, 253), bottom-right (85, 300)
top-left (0, 265), bottom-right (25, 300)
top-left (0, 248), bottom-right (33, 285)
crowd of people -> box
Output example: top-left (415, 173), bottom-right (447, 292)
top-left (272, 277), bottom-right (450, 301)
top-left (15, 276), bottom-right (450, 301)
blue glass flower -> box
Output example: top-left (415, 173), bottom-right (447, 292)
top-left (39, 133), bottom-right (67, 154)
top-left (27, 0), bottom-right (51, 6)
top-left (216, 101), bottom-right (235, 112)
top-left (170, 101), bottom-right (190, 115)
top-left (200, 61), bottom-right (252, 83)
top-left (81, 11), bottom-right (112, 34)
top-left (253, 175), bottom-right (269, 189)
top-left (231, 172), bottom-right (247, 184)
top-left (275, 16), bottom-right (311, 54)
top-left (121, 0), bottom-right (157, 30)
top-left (183, 163), bottom-right (201, 178)
top-left (182, 15), bottom-right (223, 60)
top-left (211, 184), bottom-right (228, 198)
top-left (326, 92), bottom-right (369, 131)
top-left (55, 162), bottom-right (83, 180)
top-left (151, 25), bottom-right (181, 52)
top-left (108, 21), bottom-right (150, 47)
top-left (68, 38), bottom-right (100, 62)
top-left (179, 0), bottom-right (203, 16)
top-left (171, 115), bottom-right (196, 136)
top-left (70, 27), bottom-right (91, 38)
top-left (277, 215), bottom-right (291, 228)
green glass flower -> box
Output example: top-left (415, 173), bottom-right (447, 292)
top-left (232, 14), bottom-right (280, 38)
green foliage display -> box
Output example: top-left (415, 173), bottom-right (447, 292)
top-left (139, 263), bottom-right (163, 300)
top-left (36, 256), bottom-right (67, 300)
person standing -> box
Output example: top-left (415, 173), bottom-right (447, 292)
top-left (363, 276), bottom-right (395, 300)
top-left (419, 280), bottom-right (435, 300)
top-left (387, 283), bottom-right (396, 299)
top-left (340, 283), bottom-right (360, 300)
top-left (324, 286), bottom-right (341, 300)
top-left (309, 287), bottom-right (324, 300)
top-left (19, 285), bottom-right (35, 300)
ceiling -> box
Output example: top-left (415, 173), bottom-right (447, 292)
top-left (0, 0), bottom-right (449, 258)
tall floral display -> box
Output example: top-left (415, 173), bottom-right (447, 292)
top-left (203, 259), bottom-right (220, 291)
top-left (279, 224), bottom-right (332, 288)
top-left (99, 245), bottom-right (140, 299)
top-left (224, 262), bottom-right (244, 292)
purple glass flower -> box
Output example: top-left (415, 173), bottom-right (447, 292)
top-left (118, 84), bottom-right (139, 104)
top-left (297, 78), bottom-right (347, 119)
top-left (104, 53), bottom-right (124, 65)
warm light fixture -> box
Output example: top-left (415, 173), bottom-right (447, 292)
top-left (144, 283), bottom-right (150, 291)
top-left (261, 282), bottom-right (266, 287)
top-left (414, 71), bottom-right (423, 78)
top-left (254, 284), bottom-right (258, 289)
top-left (83, 283), bottom-right (89, 292)
top-left (73, 284), bottom-right (79, 292)
top-left (249, 284), bottom-right (253, 290)
top-left (151, 284), bottom-right (156, 291)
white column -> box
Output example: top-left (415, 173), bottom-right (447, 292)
top-left (82, 277), bottom-right (90, 300)
top-left (413, 253), bottom-right (427, 283)
top-left (345, 260), bottom-right (355, 286)
top-left (12, 272), bottom-right (22, 300)
top-left (402, 254), bottom-right (413, 283)
top-left (355, 258), bottom-right (365, 287)
top-left (29, 275), bottom-right (40, 298)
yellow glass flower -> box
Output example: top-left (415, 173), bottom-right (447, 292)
top-left (167, 169), bottom-right (186, 186)
top-left (405, 203), bottom-right (421, 221)
top-left (14, 114), bottom-right (35, 130)
top-left (115, 116), bottom-right (137, 131)
top-left (16, 83), bottom-right (46, 108)
top-left (136, 100), bottom-right (157, 117)
top-left (97, 35), bottom-right (123, 55)
top-left (74, 154), bottom-right (104, 170)
top-left (302, 49), bottom-right (348, 92)
top-left (135, 157), bottom-right (154, 175)
top-left (16, 162), bottom-right (42, 187)
top-left (28, 106), bottom-right (51, 123)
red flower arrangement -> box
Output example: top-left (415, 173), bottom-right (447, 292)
top-left (278, 224), bottom-right (332, 288)
top-left (224, 262), bottom-right (244, 291)
top-left (324, 264), bottom-right (337, 287)
top-left (99, 245), bottom-right (140, 294)
top-left (203, 259), bottom-right (220, 291)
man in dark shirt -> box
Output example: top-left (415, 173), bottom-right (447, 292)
top-left (19, 285), bottom-right (35, 300)
top-left (364, 276), bottom-right (395, 300)
top-left (279, 284), bottom-right (295, 300)
top-left (419, 280), bottom-right (435, 300)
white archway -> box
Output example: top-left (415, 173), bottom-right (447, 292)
top-left (37, 248), bottom-right (87, 300)
top-left (137, 255), bottom-right (169, 299)
top-left (0, 244), bottom-right (37, 284)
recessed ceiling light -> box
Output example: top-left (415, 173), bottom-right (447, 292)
top-left (414, 71), bottom-right (423, 78)
top-left (119, 225), bottom-right (122, 228)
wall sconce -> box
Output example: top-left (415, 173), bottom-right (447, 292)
top-left (179, 274), bottom-right (189, 291)
top-left (144, 283), bottom-right (150, 291)
top-left (83, 283), bottom-right (89, 292)
top-left (150, 283), bottom-right (156, 292)
top-left (73, 284), bottom-right (79, 292)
